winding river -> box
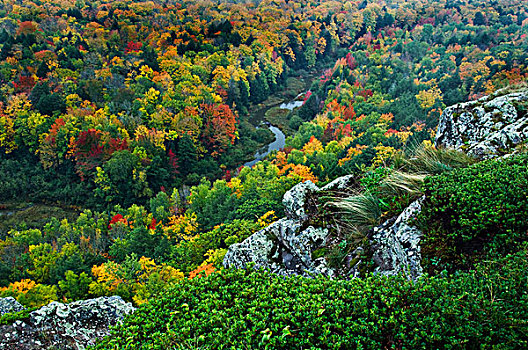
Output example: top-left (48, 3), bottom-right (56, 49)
top-left (243, 93), bottom-right (305, 167)
top-left (243, 124), bottom-right (285, 167)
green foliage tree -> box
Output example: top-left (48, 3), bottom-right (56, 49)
top-left (58, 271), bottom-right (93, 301)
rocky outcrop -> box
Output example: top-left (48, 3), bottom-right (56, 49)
top-left (0, 296), bottom-right (135, 350)
top-left (223, 174), bottom-right (426, 279)
top-left (282, 181), bottom-right (319, 221)
top-left (369, 91), bottom-right (528, 278)
top-left (435, 89), bottom-right (528, 158)
top-left (224, 177), bottom-right (357, 277)
top-left (320, 174), bottom-right (357, 192)
top-left (0, 297), bottom-right (25, 316)
top-left (226, 91), bottom-right (528, 280)
top-left (223, 218), bottom-right (332, 277)
top-left (370, 197), bottom-right (424, 280)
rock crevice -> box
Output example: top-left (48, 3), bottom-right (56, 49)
top-left (435, 90), bottom-right (528, 158)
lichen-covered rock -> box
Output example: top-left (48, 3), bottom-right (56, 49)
top-left (435, 90), bottom-right (528, 158)
top-left (282, 180), bottom-right (320, 221)
top-left (320, 174), bottom-right (357, 192)
top-left (224, 180), bottom-right (335, 277)
top-left (224, 175), bottom-right (424, 279)
top-left (223, 218), bottom-right (332, 277)
top-left (370, 197), bottom-right (424, 280)
top-left (223, 220), bottom-right (287, 272)
top-left (0, 296), bottom-right (135, 350)
top-left (0, 297), bottom-right (25, 316)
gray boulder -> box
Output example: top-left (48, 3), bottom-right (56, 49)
top-left (282, 180), bottom-right (320, 221)
top-left (0, 297), bottom-right (25, 316)
top-left (281, 176), bottom-right (357, 222)
top-left (0, 296), bottom-right (135, 350)
top-left (223, 217), bottom-right (332, 277)
top-left (370, 197), bottom-right (424, 280)
top-left (321, 174), bottom-right (357, 192)
top-left (435, 89), bottom-right (528, 158)
top-left (224, 181), bottom-right (335, 277)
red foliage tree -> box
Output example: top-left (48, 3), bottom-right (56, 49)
top-left (17, 21), bottom-right (38, 36)
top-left (13, 75), bottom-right (36, 93)
top-left (149, 218), bottom-right (158, 230)
top-left (357, 89), bottom-right (373, 99)
top-left (334, 123), bottom-right (353, 139)
top-left (168, 149), bottom-right (179, 175)
top-left (108, 214), bottom-right (125, 229)
top-left (343, 105), bottom-right (356, 121)
top-left (124, 41), bottom-right (143, 54)
top-left (200, 103), bottom-right (238, 156)
top-left (73, 129), bottom-right (128, 179)
top-left (345, 53), bottom-right (357, 69)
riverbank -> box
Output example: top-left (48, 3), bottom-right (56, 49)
top-left (247, 72), bottom-right (317, 126)
top-left (0, 202), bottom-right (79, 235)
top-left (243, 124), bottom-right (285, 167)
top-left (242, 93), bottom-right (307, 167)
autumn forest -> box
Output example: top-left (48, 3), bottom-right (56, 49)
top-left (0, 0), bottom-right (527, 347)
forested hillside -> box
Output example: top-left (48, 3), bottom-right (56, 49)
top-left (0, 0), bottom-right (527, 348)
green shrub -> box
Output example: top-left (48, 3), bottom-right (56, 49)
top-left (419, 153), bottom-right (528, 271)
top-left (93, 249), bottom-right (528, 350)
top-left (0, 307), bottom-right (38, 326)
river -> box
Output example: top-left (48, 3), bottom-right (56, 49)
top-left (243, 93), bottom-right (305, 167)
top-left (243, 124), bottom-right (285, 167)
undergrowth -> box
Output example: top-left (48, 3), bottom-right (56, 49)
top-left (418, 152), bottom-right (528, 273)
top-left (93, 247), bottom-right (528, 350)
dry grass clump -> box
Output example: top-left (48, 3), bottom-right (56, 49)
top-left (325, 144), bottom-right (477, 266)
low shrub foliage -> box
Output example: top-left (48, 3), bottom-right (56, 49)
top-left (419, 153), bottom-right (528, 270)
top-left (93, 248), bottom-right (528, 350)
top-left (0, 307), bottom-right (38, 326)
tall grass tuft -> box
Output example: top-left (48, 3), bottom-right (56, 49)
top-left (378, 171), bottom-right (427, 198)
top-left (404, 144), bottom-right (477, 175)
top-left (328, 191), bottom-right (382, 230)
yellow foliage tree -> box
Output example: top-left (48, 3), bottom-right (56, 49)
top-left (0, 111), bottom-right (16, 153)
top-left (338, 144), bottom-right (368, 166)
top-left (0, 279), bottom-right (58, 308)
top-left (371, 145), bottom-right (397, 169)
top-left (302, 136), bottom-right (324, 155)
top-left (415, 86), bottom-right (443, 109)
top-left (90, 255), bottom-right (184, 305)
top-left (281, 164), bottom-right (318, 183)
top-left (164, 212), bottom-right (198, 240)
